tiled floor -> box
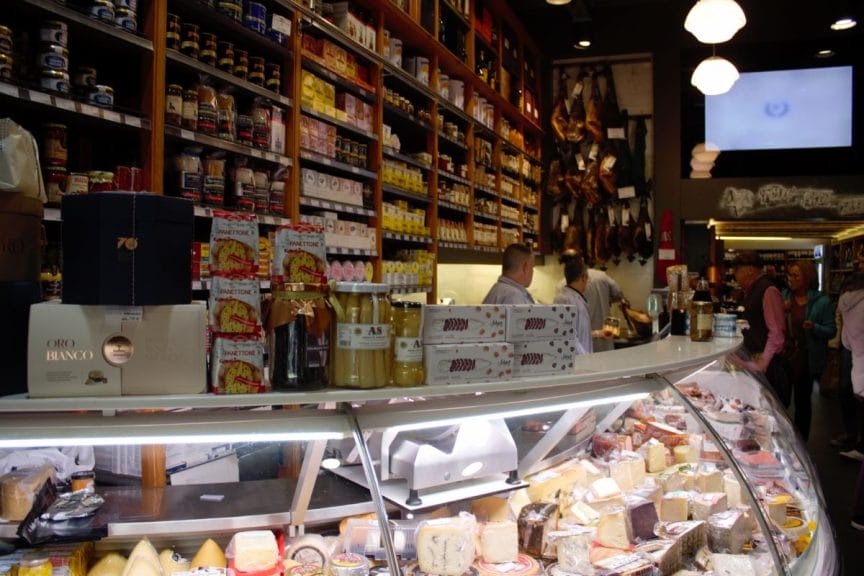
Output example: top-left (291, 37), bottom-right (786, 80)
top-left (806, 390), bottom-right (863, 573)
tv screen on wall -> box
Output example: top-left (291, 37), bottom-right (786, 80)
top-left (704, 66), bottom-right (853, 151)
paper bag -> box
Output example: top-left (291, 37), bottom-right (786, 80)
top-left (0, 118), bottom-right (46, 202)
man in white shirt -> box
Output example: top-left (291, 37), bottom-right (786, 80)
top-left (482, 243), bottom-right (535, 304)
top-left (553, 257), bottom-right (593, 354)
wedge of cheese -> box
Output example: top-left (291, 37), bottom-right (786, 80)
top-left (579, 460), bottom-right (603, 485)
top-left (691, 493), bottom-right (727, 522)
top-left (635, 539), bottom-right (682, 576)
top-left (517, 503), bottom-right (558, 558)
top-left (158, 551), bottom-right (189, 576)
top-left (509, 489), bottom-right (532, 520)
top-left (707, 510), bottom-right (749, 554)
top-left (526, 462), bottom-right (586, 503)
top-left (563, 501), bottom-right (601, 526)
top-left (696, 469), bottom-right (722, 493)
top-left (416, 516), bottom-right (477, 576)
top-left (88, 554), bottom-right (127, 576)
top-left (122, 540), bottom-right (161, 576)
top-left (122, 558), bottom-right (161, 576)
top-left (596, 508), bottom-right (632, 550)
top-left (661, 492), bottom-right (690, 523)
top-left (723, 475), bottom-right (744, 507)
top-left (552, 529), bottom-right (593, 573)
top-left (480, 521), bottom-right (518, 563)
top-left (645, 441), bottom-right (667, 473)
top-left (609, 460), bottom-right (635, 492)
top-left (625, 496), bottom-right (659, 542)
top-left (471, 496), bottom-right (510, 522)
top-left (191, 539), bottom-right (226, 569)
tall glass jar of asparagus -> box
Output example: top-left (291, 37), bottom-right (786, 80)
top-left (332, 282), bottom-right (392, 388)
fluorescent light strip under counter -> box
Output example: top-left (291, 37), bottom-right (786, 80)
top-left (0, 409), bottom-right (349, 449)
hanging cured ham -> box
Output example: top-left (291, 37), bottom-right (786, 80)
top-left (580, 158), bottom-right (601, 205)
top-left (566, 72), bottom-right (587, 143)
top-left (547, 159), bottom-right (564, 200)
top-left (585, 72), bottom-right (604, 143)
top-left (585, 206), bottom-right (596, 265)
top-left (632, 117), bottom-right (648, 197)
top-left (620, 204), bottom-right (636, 262)
top-left (551, 68), bottom-right (569, 143)
top-left (594, 205), bottom-right (610, 268)
top-left (602, 66), bottom-right (634, 190)
top-left (634, 196), bottom-right (654, 264)
top-left (606, 206), bottom-right (622, 265)
top-left (598, 144), bottom-right (617, 198)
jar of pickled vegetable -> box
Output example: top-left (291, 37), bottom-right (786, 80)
top-left (390, 301), bottom-right (423, 386)
top-left (18, 553), bottom-right (51, 576)
top-left (268, 283), bottom-right (331, 391)
top-left (332, 282), bottom-right (391, 388)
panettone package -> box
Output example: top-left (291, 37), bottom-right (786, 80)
top-left (209, 276), bottom-right (261, 335)
top-left (209, 210), bottom-right (259, 276)
top-left (272, 224), bottom-right (326, 284)
top-left (0, 464), bottom-right (55, 521)
top-left (211, 335), bottom-right (266, 394)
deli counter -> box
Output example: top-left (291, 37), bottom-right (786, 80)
top-left (0, 337), bottom-right (838, 575)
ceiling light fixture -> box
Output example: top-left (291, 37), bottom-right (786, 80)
top-left (684, 0), bottom-right (747, 44)
top-left (572, 21), bottom-right (592, 50)
top-left (831, 16), bottom-right (857, 30)
top-left (546, 0), bottom-right (572, 5)
top-left (815, 49), bottom-right (836, 58)
top-left (691, 56), bottom-right (739, 95)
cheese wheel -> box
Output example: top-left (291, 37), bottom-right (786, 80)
top-left (479, 521), bottom-right (518, 563)
top-left (286, 534), bottom-right (330, 568)
top-left (474, 554), bottom-right (539, 576)
top-left (122, 540), bottom-right (161, 576)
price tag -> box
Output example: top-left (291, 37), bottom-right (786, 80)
top-left (588, 143), bottom-right (599, 160)
top-left (105, 306), bottom-right (144, 323)
top-left (618, 186), bottom-right (636, 199)
top-left (659, 248), bottom-right (676, 260)
top-left (30, 91), bottom-right (53, 105)
top-left (607, 127), bottom-right (626, 140)
top-left (81, 104), bottom-right (100, 117)
top-left (125, 115), bottom-right (142, 128)
top-left (576, 155), bottom-right (586, 171)
top-left (271, 13), bottom-right (292, 36)
top-left (180, 129), bottom-right (194, 140)
top-left (0, 83), bottom-right (18, 97)
top-left (55, 98), bottom-right (77, 111)
top-left (250, 148), bottom-right (262, 158)
top-left (104, 110), bottom-right (122, 123)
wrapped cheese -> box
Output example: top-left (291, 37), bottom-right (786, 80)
top-left (517, 503), bottom-right (558, 557)
top-left (596, 508), bottom-right (632, 550)
top-left (0, 464), bottom-right (55, 521)
top-left (656, 521), bottom-right (707, 556)
top-left (551, 529), bottom-right (593, 574)
top-left (635, 539), bottom-right (682, 576)
top-left (624, 496), bottom-right (659, 542)
top-left (88, 554), bottom-right (128, 576)
top-left (228, 531), bottom-right (279, 573)
top-left (707, 510), bottom-right (749, 553)
top-left (416, 515), bottom-right (477, 576)
top-left (479, 521), bottom-right (518, 563)
top-left (691, 493), bottom-right (727, 521)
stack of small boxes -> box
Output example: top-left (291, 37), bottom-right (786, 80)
top-left (422, 305), bottom-right (578, 385)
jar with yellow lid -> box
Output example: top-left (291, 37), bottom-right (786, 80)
top-left (18, 552), bottom-right (52, 576)
top-left (268, 283), bottom-right (332, 391)
top-left (88, 171), bottom-right (115, 192)
top-left (390, 301), bottom-right (423, 386)
top-left (332, 282), bottom-right (391, 388)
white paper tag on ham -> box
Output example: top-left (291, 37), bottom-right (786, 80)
top-left (607, 127), bottom-right (626, 139)
top-left (618, 186), bottom-right (636, 199)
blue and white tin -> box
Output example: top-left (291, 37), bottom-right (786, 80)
top-left (713, 313), bottom-right (738, 338)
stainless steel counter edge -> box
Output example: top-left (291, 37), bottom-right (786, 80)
top-left (0, 336), bottom-right (742, 412)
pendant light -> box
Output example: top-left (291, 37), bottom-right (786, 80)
top-left (546, 0), bottom-right (572, 5)
top-left (684, 0), bottom-right (746, 44)
top-left (691, 56), bottom-right (739, 95)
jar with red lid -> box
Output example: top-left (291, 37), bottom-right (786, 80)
top-left (88, 171), bottom-right (115, 192)
top-left (42, 123), bottom-right (67, 167)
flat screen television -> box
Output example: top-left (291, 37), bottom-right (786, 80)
top-left (705, 66), bottom-right (853, 151)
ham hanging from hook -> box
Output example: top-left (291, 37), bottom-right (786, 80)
top-left (620, 203), bottom-right (636, 262)
top-left (634, 195), bottom-right (654, 265)
top-left (606, 205), bottom-right (622, 265)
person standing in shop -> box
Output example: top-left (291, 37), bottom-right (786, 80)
top-left (482, 243), bottom-right (535, 305)
top-left (731, 251), bottom-right (790, 406)
top-left (839, 271), bottom-right (864, 529)
top-left (554, 250), bottom-right (624, 352)
top-left (554, 257), bottom-right (605, 355)
top-left (783, 260), bottom-right (836, 441)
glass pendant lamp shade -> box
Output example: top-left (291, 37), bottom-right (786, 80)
top-left (684, 0), bottom-right (747, 43)
top-left (546, 0), bottom-right (572, 5)
top-left (691, 56), bottom-right (739, 95)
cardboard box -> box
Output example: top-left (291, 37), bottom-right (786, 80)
top-left (62, 193), bottom-right (193, 305)
top-left (424, 343), bottom-right (513, 385)
top-left (505, 305), bottom-right (577, 342)
top-left (0, 194), bottom-right (42, 282)
top-left (28, 302), bottom-right (207, 397)
top-left (512, 340), bottom-right (577, 376)
top-left (423, 305), bottom-right (507, 344)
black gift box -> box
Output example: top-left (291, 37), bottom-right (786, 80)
top-left (62, 193), bottom-right (193, 305)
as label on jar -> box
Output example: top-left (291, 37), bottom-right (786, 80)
top-left (336, 323), bottom-right (390, 350)
top-left (395, 337), bottom-right (423, 362)
top-left (696, 313), bottom-right (713, 331)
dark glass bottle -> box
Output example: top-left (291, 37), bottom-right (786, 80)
top-left (270, 284), bottom-right (330, 391)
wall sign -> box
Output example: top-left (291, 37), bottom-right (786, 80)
top-left (718, 183), bottom-right (864, 218)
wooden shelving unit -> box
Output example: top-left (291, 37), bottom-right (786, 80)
top-left (6, 0), bottom-right (543, 304)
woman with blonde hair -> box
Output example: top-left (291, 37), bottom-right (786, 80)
top-left (784, 259), bottom-right (836, 441)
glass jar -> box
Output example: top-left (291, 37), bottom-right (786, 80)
top-left (199, 32), bottom-right (217, 66)
top-left (689, 278), bottom-right (714, 342)
top-left (165, 83), bottom-right (183, 126)
top-left (269, 283), bottom-right (332, 391)
top-left (390, 301), bottom-right (423, 387)
top-left (88, 171), bottom-right (115, 192)
top-left (182, 88), bottom-right (198, 130)
top-left (18, 553), bottom-right (52, 576)
top-left (217, 41), bottom-right (234, 71)
top-left (233, 49), bottom-right (248, 80)
top-left (332, 282), bottom-right (391, 389)
top-left (71, 470), bottom-right (95, 492)
top-left (248, 56), bottom-right (265, 86)
top-left (166, 13), bottom-right (181, 50)
top-left (180, 23), bottom-right (200, 58)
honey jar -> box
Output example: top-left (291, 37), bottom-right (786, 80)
top-left (181, 23), bottom-right (200, 58)
top-left (18, 553), bottom-right (52, 576)
top-left (166, 13), bottom-right (181, 50)
top-left (200, 32), bottom-right (217, 66)
top-left (71, 470), bottom-right (95, 492)
top-left (390, 301), bottom-right (423, 386)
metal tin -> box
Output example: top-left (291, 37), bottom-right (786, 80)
top-left (166, 13), bottom-right (181, 50)
top-left (73, 66), bottom-right (97, 93)
top-left (0, 25), bottom-right (13, 55)
top-left (40, 69), bottom-right (70, 93)
top-left (66, 172), bottom-right (90, 195)
top-left (39, 43), bottom-right (69, 71)
top-left (217, 41), bottom-right (234, 71)
top-left (244, 2), bottom-right (267, 34)
top-left (88, 84), bottom-right (114, 108)
top-left (89, 0), bottom-right (116, 23)
top-left (115, 7), bottom-right (137, 32)
top-left (40, 20), bottom-right (68, 47)
top-left (0, 53), bottom-right (11, 81)
top-left (114, 0), bottom-right (137, 10)
top-left (43, 123), bottom-right (68, 166)
top-left (199, 32), bottom-right (217, 66)
top-left (268, 28), bottom-right (287, 46)
top-left (217, 0), bottom-right (242, 22)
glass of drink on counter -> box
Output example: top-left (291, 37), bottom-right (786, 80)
top-left (602, 316), bottom-right (620, 339)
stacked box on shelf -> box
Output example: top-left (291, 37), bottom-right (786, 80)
top-left (300, 212), bottom-right (376, 251)
top-left (506, 305), bottom-right (578, 375)
top-left (300, 115), bottom-right (338, 157)
top-left (475, 222), bottom-right (497, 247)
top-left (336, 93), bottom-right (374, 131)
top-left (383, 159), bottom-right (426, 194)
top-left (302, 36), bottom-right (371, 87)
top-left (301, 167), bottom-right (365, 207)
top-left (383, 250), bottom-right (435, 288)
top-left (383, 201), bottom-right (429, 236)
top-left (422, 305), bottom-right (512, 384)
top-left (438, 219), bottom-right (468, 244)
top-left (325, 2), bottom-right (377, 51)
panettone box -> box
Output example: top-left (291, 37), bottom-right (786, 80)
top-left (62, 193), bottom-right (193, 305)
top-left (505, 305), bottom-right (577, 342)
top-left (28, 302), bottom-right (206, 397)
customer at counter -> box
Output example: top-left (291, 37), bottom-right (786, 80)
top-left (554, 249), bottom-right (624, 352)
top-left (482, 243), bottom-right (536, 305)
top-left (732, 251), bottom-right (790, 406)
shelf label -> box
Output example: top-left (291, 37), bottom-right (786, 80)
top-left (55, 98), bottom-right (76, 111)
top-left (0, 83), bottom-right (18, 97)
top-left (180, 129), bottom-right (194, 140)
top-left (80, 103), bottom-right (99, 117)
top-left (105, 306), bottom-right (144, 323)
top-left (250, 149), bottom-right (262, 158)
top-left (618, 186), bottom-right (636, 199)
top-left (125, 115), bottom-right (142, 128)
top-left (607, 127), bottom-right (626, 140)
top-left (271, 13), bottom-right (292, 36)
top-left (30, 91), bottom-right (53, 105)
top-left (103, 110), bottom-right (122, 123)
